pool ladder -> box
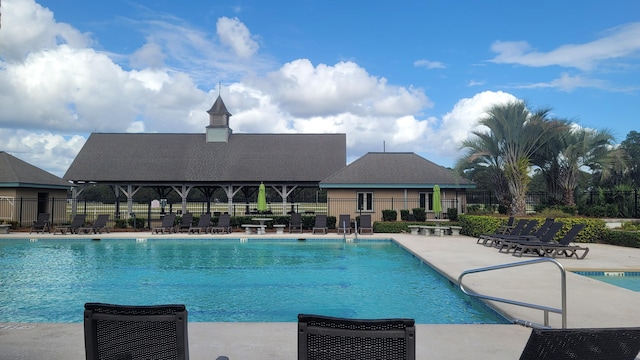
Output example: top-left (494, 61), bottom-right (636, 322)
top-left (458, 258), bottom-right (567, 329)
top-left (341, 221), bottom-right (358, 242)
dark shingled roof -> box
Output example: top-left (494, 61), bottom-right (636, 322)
top-left (63, 133), bottom-right (347, 184)
top-left (0, 151), bottom-right (71, 189)
top-left (320, 152), bottom-right (475, 189)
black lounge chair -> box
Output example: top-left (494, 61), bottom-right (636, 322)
top-left (189, 213), bottom-right (211, 234)
top-left (289, 213), bottom-right (303, 233)
top-left (513, 223), bottom-right (588, 259)
top-left (359, 214), bottom-right (374, 234)
top-left (298, 314), bottom-right (416, 360)
top-left (311, 214), bottom-right (327, 234)
top-left (84, 302), bottom-right (190, 360)
top-left (496, 216), bottom-right (516, 234)
top-left (484, 219), bottom-right (539, 247)
top-left (53, 214), bottom-right (86, 235)
top-left (498, 221), bottom-right (564, 253)
top-left (79, 214), bottom-right (110, 234)
top-left (210, 213), bottom-right (232, 234)
top-left (477, 219), bottom-right (528, 245)
top-left (152, 213), bottom-right (176, 234)
top-left (519, 327), bottom-right (640, 360)
top-left (175, 212), bottom-right (193, 233)
top-left (30, 213), bottom-right (50, 233)
top-left (337, 214), bottom-right (352, 234)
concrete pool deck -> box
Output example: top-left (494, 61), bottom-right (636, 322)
top-left (1, 231), bottom-right (639, 359)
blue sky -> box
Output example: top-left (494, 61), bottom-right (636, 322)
top-left (1, 0), bottom-right (639, 177)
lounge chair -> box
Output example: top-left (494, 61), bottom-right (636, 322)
top-left (484, 219), bottom-right (539, 247)
top-left (298, 314), bottom-right (416, 360)
top-left (175, 212), bottom-right (193, 233)
top-left (337, 214), bottom-right (352, 234)
top-left (496, 216), bottom-right (516, 234)
top-left (53, 214), bottom-right (86, 235)
top-left (498, 221), bottom-right (564, 253)
top-left (513, 223), bottom-right (588, 259)
top-left (210, 213), bottom-right (232, 234)
top-left (359, 214), bottom-right (374, 234)
top-left (477, 219), bottom-right (528, 245)
top-left (189, 213), bottom-right (211, 234)
top-left (518, 327), bottom-right (640, 360)
top-left (152, 213), bottom-right (176, 234)
top-left (84, 302), bottom-right (190, 360)
top-left (289, 213), bottom-right (303, 233)
top-left (29, 213), bottom-right (50, 234)
top-left (311, 214), bottom-right (327, 234)
top-left (78, 214), bottom-right (111, 234)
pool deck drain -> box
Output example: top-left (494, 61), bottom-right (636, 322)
top-left (1, 232), bottom-right (639, 359)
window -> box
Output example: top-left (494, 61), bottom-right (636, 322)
top-left (357, 192), bottom-right (373, 212)
top-left (419, 192), bottom-right (434, 210)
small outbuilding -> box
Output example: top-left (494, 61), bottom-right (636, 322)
top-left (320, 152), bottom-right (475, 222)
top-left (0, 151), bottom-right (71, 226)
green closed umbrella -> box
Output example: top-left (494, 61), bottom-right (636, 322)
top-left (433, 185), bottom-right (442, 218)
top-left (257, 182), bottom-right (267, 212)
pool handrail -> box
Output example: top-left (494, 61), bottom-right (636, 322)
top-left (458, 257), bottom-right (567, 329)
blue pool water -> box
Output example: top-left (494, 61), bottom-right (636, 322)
top-left (575, 271), bottom-right (640, 292)
top-left (0, 238), bottom-right (507, 324)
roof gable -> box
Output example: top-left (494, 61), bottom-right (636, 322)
top-left (0, 151), bottom-right (70, 189)
top-left (320, 152), bottom-right (474, 188)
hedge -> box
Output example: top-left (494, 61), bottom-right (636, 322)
top-left (457, 214), bottom-right (607, 243)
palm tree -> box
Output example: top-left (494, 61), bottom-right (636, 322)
top-left (459, 100), bottom-right (569, 216)
top-left (556, 127), bottom-right (616, 206)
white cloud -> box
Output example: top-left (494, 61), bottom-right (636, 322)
top-left (216, 17), bottom-right (260, 58)
top-left (0, 0), bottom-right (92, 62)
top-left (489, 22), bottom-right (640, 71)
top-left (414, 59), bottom-right (446, 69)
top-left (514, 73), bottom-right (609, 92)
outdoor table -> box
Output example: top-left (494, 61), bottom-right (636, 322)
top-left (251, 218), bottom-right (273, 235)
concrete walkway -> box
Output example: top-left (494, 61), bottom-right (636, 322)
top-left (1, 231), bottom-right (639, 359)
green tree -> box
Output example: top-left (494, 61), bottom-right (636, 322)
top-left (556, 128), bottom-right (616, 206)
top-left (619, 130), bottom-right (640, 189)
top-left (459, 100), bottom-right (569, 216)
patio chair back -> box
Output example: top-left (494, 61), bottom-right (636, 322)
top-left (519, 327), bottom-right (640, 360)
top-left (298, 314), bottom-right (415, 360)
top-left (508, 219), bottom-right (529, 236)
top-left (84, 302), bottom-right (189, 360)
top-left (289, 213), bottom-right (303, 233)
top-left (196, 213), bottom-right (211, 227)
top-left (556, 223), bottom-right (586, 246)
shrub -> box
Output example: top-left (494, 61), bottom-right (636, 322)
top-left (373, 221), bottom-right (408, 233)
top-left (446, 208), bottom-right (458, 221)
top-left (602, 229), bottom-right (640, 248)
top-left (412, 208), bottom-right (426, 221)
top-left (381, 210), bottom-right (397, 221)
top-left (400, 210), bottom-right (410, 221)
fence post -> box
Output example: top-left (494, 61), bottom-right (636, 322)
top-left (147, 200), bottom-right (152, 229)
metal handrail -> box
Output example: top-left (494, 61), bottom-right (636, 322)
top-left (458, 258), bottom-right (567, 328)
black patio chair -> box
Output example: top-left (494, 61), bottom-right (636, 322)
top-left (519, 327), bottom-right (640, 360)
top-left (30, 213), bottom-right (50, 233)
top-left (298, 314), bottom-right (416, 360)
top-left (84, 302), bottom-right (189, 360)
top-left (289, 213), bottom-right (303, 233)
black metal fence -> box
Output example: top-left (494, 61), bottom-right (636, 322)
top-left (2, 189), bottom-right (638, 229)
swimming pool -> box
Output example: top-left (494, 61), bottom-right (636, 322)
top-left (0, 238), bottom-right (507, 324)
top-left (575, 271), bottom-right (640, 292)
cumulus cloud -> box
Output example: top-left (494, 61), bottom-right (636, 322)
top-left (489, 22), bottom-right (640, 71)
top-left (216, 17), bottom-right (260, 58)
